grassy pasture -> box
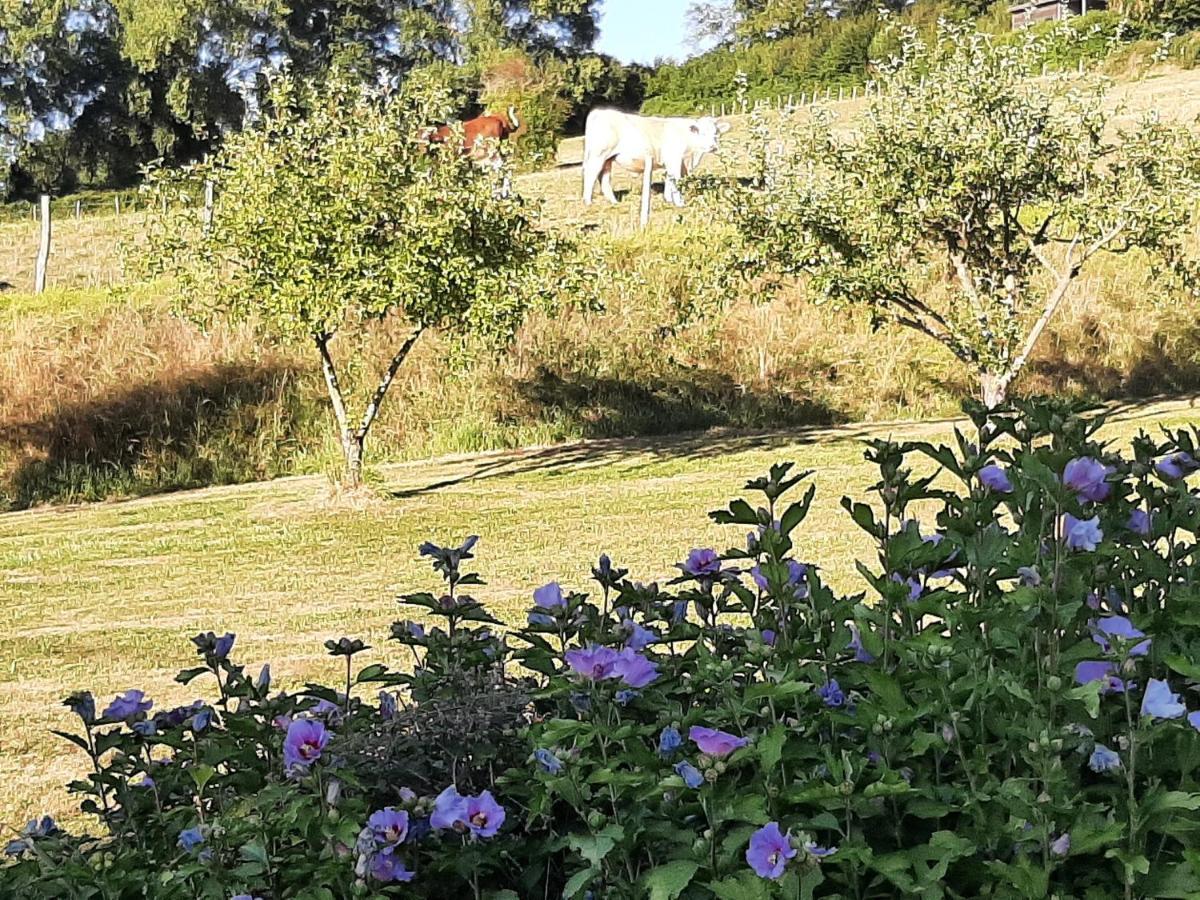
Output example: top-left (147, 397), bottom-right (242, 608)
top-left (1, 396), bottom-right (1196, 831)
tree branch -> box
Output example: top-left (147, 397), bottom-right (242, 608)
top-left (357, 326), bottom-right (424, 440)
top-left (315, 332), bottom-right (350, 436)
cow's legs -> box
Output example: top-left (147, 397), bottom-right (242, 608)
top-left (640, 155), bottom-right (652, 228)
top-left (582, 154), bottom-right (606, 206)
top-left (600, 158), bottom-right (619, 205)
top-left (664, 157), bottom-right (685, 208)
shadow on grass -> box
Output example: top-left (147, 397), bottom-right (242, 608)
top-left (389, 367), bottom-right (851, 499)
top-left (3, 362), bottom-right (312, 510)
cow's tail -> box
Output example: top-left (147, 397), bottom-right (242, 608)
top-left (507, 106), bottom-right (520, 133)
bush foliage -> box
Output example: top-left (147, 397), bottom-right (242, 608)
top-left (5, 399), bottom-right (1200, 897)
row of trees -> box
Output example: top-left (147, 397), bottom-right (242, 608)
top-left (0, 0), bottom-right (648, 197)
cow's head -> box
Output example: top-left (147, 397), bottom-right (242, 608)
top-left (688, 117), bottom-right (732, 154)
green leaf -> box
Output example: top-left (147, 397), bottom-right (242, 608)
top-left (758, 725), bottom-right (787, 772)
top-left (643, 860), bottom-right (700, 900)
top-left (239, 840), bottom-right (269, 866)
top-left (175, 667), bottom-right (210, 685)
top-left (568, 825), bottom-right (623, 868)
top-left (354, 663), bottom-right (389, 683)
top-left (708, 871), bottom-right (770, 900)
top-left (1067, 680), bottom-right (1102, 719)
top-left (189, 764), bottom-right (215, 793)
top-left (562, 868), bottom-right (596, 900)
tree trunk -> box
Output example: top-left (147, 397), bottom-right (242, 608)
top-left (341, 429), bottom-right (365, 489)
top-left (980, 372), bottom-right (1008, 409)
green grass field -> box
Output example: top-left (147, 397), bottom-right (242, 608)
top-left (1, 397), bottom-right (1197, 830)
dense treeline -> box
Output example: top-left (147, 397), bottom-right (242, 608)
top-left (645, 0), bottom-right (1191, 114)
top-left (0, 0), bottom-right (648, 198)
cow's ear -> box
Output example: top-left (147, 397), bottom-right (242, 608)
top-left (716, 121), bottom-right (731, 134)
top-left (690, 124), bottom-right (700, 134)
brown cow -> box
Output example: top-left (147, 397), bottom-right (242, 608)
top-left (427, 106), bottom-right (521, 159)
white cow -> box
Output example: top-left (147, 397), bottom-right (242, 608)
top-left (581, 109), bottom-right (731, 227)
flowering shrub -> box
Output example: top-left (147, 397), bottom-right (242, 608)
top-left (4, 399), bottom-right (1200, 898)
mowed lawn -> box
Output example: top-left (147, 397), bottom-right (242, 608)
top-left (0, 397), bottom-right (1195, 829)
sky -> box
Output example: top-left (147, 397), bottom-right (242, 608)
top-left (595, 0), bottom-right (695, 65)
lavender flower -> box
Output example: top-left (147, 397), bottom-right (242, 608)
top-left (379, 691), bottom-right (397, 721)
top-left (675, 760), bottom-right (705, 789)
top-left (1142, 679), bottom-right (1187, 719)
top-left (847, 623), bottom-right (875, 663)
top-left (1062, 514), bottom-right (1103, 551)
top-left (625, 621), bottom-right (658, 651)
top-left (761, 629), bottom-right (777, 646)
top-left (534, 749), bottom-right (563, 774)
top-left (431, 786), bottom-right (506, 838)
top-left (689, 726), bottom-right (748, 757)
top-left (178, 826), bottom-right (205, 853)
top-left (533, 582), bottom-right (565, 609)
top-left (750, 560), bottom-right (809, 598)
top-left (680, 548), bottom-right (721, 577)
top-left (564, 646), bottom-right (619, 681)
top-left (1127, 508), bottom-right (1152, 537)
top-left (1063, 457), bottom-right (1112, 502)
top-left (103, 690), bottom-right (153, 723)
top-left (369, 846), bottom-right (416, 883)
top-left (979, 464), bottom-right (1013, 493)
top-left (1156, 451), bottom-right (1200, 480)
top-left (615, 689), bottom-right (639, 706)
top-left (658, 726), bottom-right (683, 757)
top-left (1074, 661), bottom-right (1126, 694)
top-left (818, 679), bottom-right (846, 708)
top-left (804, 841), bottom-right (837, 859)
top-left (1188, 711), bottom-right (1200, 733)
top-left (613, 648), bottom-right (659, 688)
top-left (746, 822), bottom-right (797, 880)
top-left (283, 719), bottom-right (330, 772)
top-left (527, 612), bottom-right (556, 628)
top-left (1049, 833), bottom-right (1071, 857)
top-left (1088, 744), bottom-right (1121, 774)
top-left (1093, 616), bottom-right (1150, 657)
top-left (367, 808), bottom-right (410, 846)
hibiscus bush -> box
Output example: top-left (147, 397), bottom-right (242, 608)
top-left (4, 399), bottom-right (1200, 899)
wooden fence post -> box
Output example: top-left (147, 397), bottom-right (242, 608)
top-left (114, 195), bottom-right (121, 215)
top-left (34, 194), bottom-right (51, 294)
top-left (74, 199), bottom-right (81, 219)
top-left (838, 86), bottom-right (844, 101)
top-left (203, 180), bottom-right (215, 232)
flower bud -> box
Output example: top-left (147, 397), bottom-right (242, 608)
top-left (704, 768), bottom-right (719, 784)
top-left (1046, 675), bottom-right (1062, 691)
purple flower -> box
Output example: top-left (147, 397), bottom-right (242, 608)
top-left (1062, 514), bottom-right (1102, 551)
top-left (369, 846), bottom-right (416, 883)
top-left (431, 786), bottom-right (505, 838)
top-left (615, 689), bottom-right (639, 705)
top-left (890, 572), bottom-right (923, 602)
top-left (671, 600), bottom-right (689, 624)
top-left (367, 808), bottom-right (410, 846)
top-left (979, 464), bottom-right (1013, 493)
top-left (132, 720), bottom-right (157, 737)
top-left (213, 632), bottom-right (235, 659)
top-left (1156, 452), bottom-right (1199, 480)
top-left (1188, 711), bottom-right (1200, 733)
top-left (1088, 744), bottom-right (1121, 773)
top-left (625, 621), bottom-right (658, 651)
top-left (689, 726), bottom-right (748, 757)
top-left (1063, 457), bottom-right (1112, 502)
top-left (818, 679), bottom-right (846, 708)
top-left (283, 719), bottom-right (330, 772)
top-left (1127, 509), bottom-right (1152, 537)
top-left (658, 726), bottom-right (682, 756)
top-left (379, 691), bottom-right (397, 721)
top-left (674, 760), bottom-right (705, 789)
top-left (527, 612), bottom-right (555, 628)
top-left (533, 582), bottom-right (565, 609)
top-left (1049, 833), bottom-right (1071, 857)
top-left (1017, 566), bottom-right (1041, 587)
top-left (1142, 679), bottom-right (1187, 719)
top-left (613, 648), bottom-right (659, 688)
top-left (804, 841), bottom-right (837, 859)
top-left (1093, 616), bottom-right (1150, 657)
top-left (681, 548), bottom-right (721, 577)
top-left (847, 623), bottom-right (875, 663)
top-left (746, 822), bottom-right (797, 880)
top-left (178, 826), bottom-right (205, 853)
top-left (534, 749), bottom-right (563, 774)
top-left (761, 629), bottom-right (777, 646)
top-left (103, 690), bottom-right (153, 723)
top-left (564, 645), bottom-right (620, 681)
top-left (1074, 661), bottom-right (1126, 694)
top-left (134, 775), bottom-right (155, 789)
top-left (750, 560), bottom-right (809, 598)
